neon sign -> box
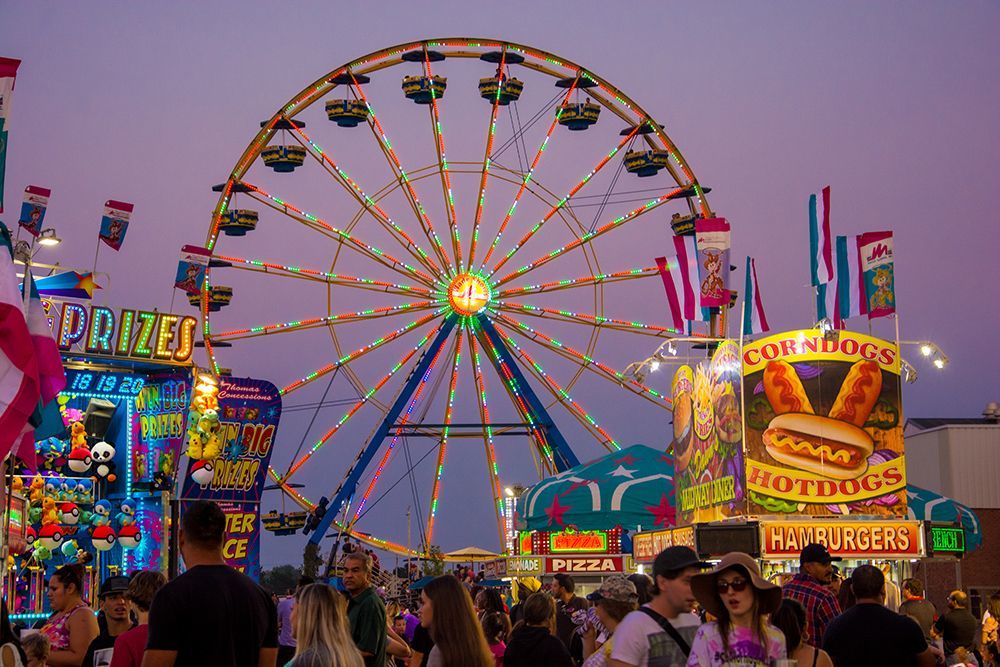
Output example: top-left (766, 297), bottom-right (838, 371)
top-left (52, 302), bottom-right (197, 364)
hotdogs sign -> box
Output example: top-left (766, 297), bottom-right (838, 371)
top-left (742, 329), bottom-right (906, 517)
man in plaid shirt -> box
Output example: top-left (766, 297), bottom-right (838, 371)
top-left (782, 543), bottom-right (842, 646)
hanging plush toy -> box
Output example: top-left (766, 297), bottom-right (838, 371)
top-left (91, 441), bottom-right (118, 483)
top-left (91, 525), bottom-right (116, 551)
top-left (60, 503), bottom-right (81, 525)
top-left (59, 479), bottom-right (78, 502)
top-left (37, 524), bottom-right (63, 551)
top-left (28, 475), bottom-right (45, 505)
top-left (38, 437), bottom-right (68, 471)
top-left (76, 479), bottom-right (94, 505)
top-left (68, 447), bottom-right (93, 474)
top-left (91, 500), bottom-right (113, 527)
top-left (24, 526), bottom-right (36, 548)
top-left (116, 499), bottom-right (137, 528)
top-left (43, 477), bottom-right (60, 500)
top-left (11, 476), bottom-right (24, 496)
top-left (40, 498), bottom-right (59, 526)
top-left (69, 421), bottom-right (87, 449)
top-left (117, 525), bottom-right (141, 549)
top-left (186, 374), bottom-right (221, 461)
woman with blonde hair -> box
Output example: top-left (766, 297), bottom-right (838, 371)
top-left (420, 575), bottom-right (494, 667)
top-left (290, 583), bottom-right (364, 667)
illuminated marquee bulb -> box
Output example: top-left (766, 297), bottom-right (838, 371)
top-left (447, 273), bottom-right (491, 316)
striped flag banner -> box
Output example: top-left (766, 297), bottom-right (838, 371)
top-left (836, 235), bottom-right (867, 321)
top-left (809, 186), bottom-right (833, 286)
top-left (0, 57), bottom-right (21, 214)
top-left (816, 277), bottom-right (842, 329)
top-left (742, 256), bottom-right (770, 336)
top-left (655, 235), bottom-right (709, 330)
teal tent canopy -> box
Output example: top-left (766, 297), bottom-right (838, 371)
top-left (906, 485), bottom-right (982, 552)
top-left (516, 444), bottom-right (674, 532)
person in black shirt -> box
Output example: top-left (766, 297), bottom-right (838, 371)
top-left (935, 590), bottom-right (980, 663)
top-left (82, 576), bottom-right (134, 667)
top-left (822, 565), bottom-right (935, 667)
top-left (409, 620), bottom-right (434, 667)
top-left (144, 500), bottom-right (278, 666)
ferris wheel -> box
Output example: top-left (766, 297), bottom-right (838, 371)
top-left (198, 38), bottom-right (713, 558)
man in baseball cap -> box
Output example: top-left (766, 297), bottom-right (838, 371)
top-left (781, 543), bottom-right (842, 647)
top-left (83, 575), bottom-right (135, 667)
top-left (609, 546), bottom-right (710, 667)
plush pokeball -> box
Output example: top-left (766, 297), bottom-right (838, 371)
top-left (117, 525), bottom-right (141, 549)
top-left (190, 460), bottom-right (214, 487)
top-left (92, 525), bottom-right (117, 551)
top-left (25, 525), bottom-right (36, 546)
top-left (38, 524), bottom-right (64, 551)
top-left (61, 502), bottom-right (80, 525)
top-left (68, 447), bottom-right (93, 473)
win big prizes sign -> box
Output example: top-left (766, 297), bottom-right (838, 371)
top-left (741, 330), bottom-right (906, 517)
top-left (180, 377), bottom-right (282, 580)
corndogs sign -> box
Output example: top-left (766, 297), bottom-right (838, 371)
top-left (742, 330), bottom-right (906, 516)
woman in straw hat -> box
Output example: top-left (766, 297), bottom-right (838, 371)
top-left (686, 552), bottom-right (787, 666)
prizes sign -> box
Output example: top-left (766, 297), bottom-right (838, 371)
top-left (180, 377), bottom-right (282, 580)
top-left (672, 340), bottom-right (746, 524)
top-left (742, 330), bottom-right (906, 516)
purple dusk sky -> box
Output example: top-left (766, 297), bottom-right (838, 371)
top-left (3, 2), bottom-right (998, 568)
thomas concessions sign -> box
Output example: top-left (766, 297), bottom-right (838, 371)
top-left (742, 330), bottom-right (906, 517)
top-left (760, 520), bottom-right (923, 559)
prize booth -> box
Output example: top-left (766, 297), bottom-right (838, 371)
top-left (4, 301), bottom-right (198, 622)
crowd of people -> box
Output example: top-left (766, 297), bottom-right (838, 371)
top-left (0, 502), bottom-right (996, 667)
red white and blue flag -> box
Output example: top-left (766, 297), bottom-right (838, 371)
top-left (17, 185), bottom-right (50, 237)
top-left (742, 256), bottom-right (770, 336)
top-left (0, 58), bottom-right (21, 214)
top-left (836, 235), bottom-right (867, 321)
top-left (809, 186), bottom-right (834, 286)
top-left (0, 222), bottom-right (40, 460)
top-left (99, 199), bottom-right (133, 250)
top-left (656, 235), bottom-right (709, 331)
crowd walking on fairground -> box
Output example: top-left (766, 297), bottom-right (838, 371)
top-left (1, 500), bottom-right (997, 667)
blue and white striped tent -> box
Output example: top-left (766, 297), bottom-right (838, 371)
top-left (907, 485), bottom-right (982, 552)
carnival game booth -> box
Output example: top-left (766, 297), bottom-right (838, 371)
top-left (4, 301), bottom-right (199, 622)
top-left (512, 444), bottom-right (676, 589)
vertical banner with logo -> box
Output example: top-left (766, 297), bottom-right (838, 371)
top-left (99, 200), bottom-right (134, 251)
top-left (858, 231), bottom-right (895, 319)
top-left (180, 377), bottom-right (282, 580)
top-left (0, 58), bottom-right (21, 213)
top-left (174, 245), bottom-right (211, 295)
top-left (671, 340), bottom-right (746, 524)
top-left (694, 218), bottom-right (731, 307)
top-left (742, 330), bottom-right (906, 516)
top-left (18, 186), bottom-right (50, 237)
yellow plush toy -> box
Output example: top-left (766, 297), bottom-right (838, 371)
top-left (40, 498), bottom-right (59, 525)
top-left (28, 475), bottom-right (45, 505)
top-left (70, 421), bottom-right (88, 449)
top-left (11, 476), bottom-right (24, 495)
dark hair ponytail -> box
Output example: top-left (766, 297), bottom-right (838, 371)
top-left (53, 564), bottom-right (85, 595)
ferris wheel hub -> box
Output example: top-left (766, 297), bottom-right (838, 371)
top-left (447, 272), bottom-right (492, 316)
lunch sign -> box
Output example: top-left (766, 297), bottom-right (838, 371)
top-left (742, 329), bottom-right (907, 517)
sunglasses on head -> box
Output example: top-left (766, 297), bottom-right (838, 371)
top-left (716, 578), bottom-right (749, 594)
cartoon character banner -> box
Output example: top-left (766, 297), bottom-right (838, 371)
top-left (742, 329), bottom-right (906, 516)
top-left (671, 340), bottom-right (746, 524)
top-left (174, 245), bottom-right (210, 295)
top-left (694, 217), bottom-right (731, 308)
top-left (98, 200), bottom-right (133, 251)
top-left (858, 231), bottom-right (895, 319)
top-left (18, 185), bottom-right (50, 237)
top-left (131, 376), bottom-right (187, 489)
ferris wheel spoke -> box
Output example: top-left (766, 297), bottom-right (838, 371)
top-left (425, 326), bottom-right (463, 546)
top-left (350, 330), bottom-right (449, 523)
top-left (241, 182), bottom-right (438, 286)
top-left (466, 330), bottom-right (510, 551)
top-left (278, 320), bottom-right (447, 483)
top-left (420, 50), bottom-right (462, 272)
top-left (286, 124), bottom-right (446, 279)
top-left (212, 254), bottom-right (434, 298)
top-left (210, 300), bottom-right (443, 343)
top-left (348, 73), bottom-right (454, 274)
top-left (279, 308), bottom-right (447, 396)
top-left (492, 312), bottom-right (672, 410)
top-left (477, 82), bottom-right (579, 273)
top-left (487, 125), bottom-right (642, 278)
top-left (491, 325), bottom-right (620, 451)
top-left (494, 186), bottom-right (686, 287)
top-left (497, 300), bottom-right (680, 338)
top-left (496, 266), bottom-right (660, 298)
